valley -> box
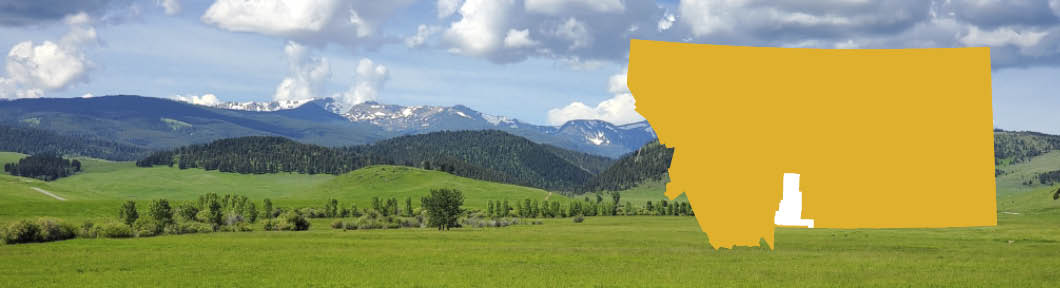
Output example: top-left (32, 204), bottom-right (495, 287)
top-left (0, 109), bottom-right (1057, 287)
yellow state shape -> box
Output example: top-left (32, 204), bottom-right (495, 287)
top-left (627, 40), bottom-right (996, 250)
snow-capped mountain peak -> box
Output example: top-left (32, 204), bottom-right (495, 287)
top-left (192, 97), bottom-right (346, 114)
top-left (178, 96), bottom-right (657, 157)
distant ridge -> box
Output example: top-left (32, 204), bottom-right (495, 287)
top-left (0, 95), bottom-right (655, 157)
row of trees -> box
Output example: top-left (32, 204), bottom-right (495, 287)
top-left (3, 153), bottom-right (81, 181)
top-left (1037, 170), bottom-right (1060, 186)
top-left (484, 196), bottom-right (694, 218)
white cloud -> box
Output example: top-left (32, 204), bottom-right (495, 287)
top-left (438, 0), bottom-right (463, 19)
top-left (202, 0), bottom-right (339, 35)
top-left (273, 41), bottom-right (331, 102)
top-left (172, 93), bottom-right (222, 106)
top-left (504, 29), bottom-right (539, 48)
top-left (405, 24), bottom-right (441, 48)
top-left (157, 0), bottom-right (182, 15)
top-left (443, 0), bottom-right (515, 57)
top-left (657, 12), bottom-right (675, 31)
top-left (438, 0), bottom-right (661, 64)
top-left (525, 0), bottom-right (625, 15)
top-left (607, 70), bottom-right (628, 94)
top-left (335, 58), bottom-right (389, 106)
top-left (547, 69), bottom-right (643, 125)
top-left (201, 0), bottom-right (415, 48)
top-left (548, 93), bottom-right (642, 125)
top-left (960, 26), bottom-right (1048, 48)
top-left (0, 12), bottom-right (96, 99)
top-left (202, 0), bottom-right (337, 35)
top-left (555, 18), bottom-right (591, 50)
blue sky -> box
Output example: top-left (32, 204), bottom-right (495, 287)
top-left (0, 0), bottom-right (1059, 132)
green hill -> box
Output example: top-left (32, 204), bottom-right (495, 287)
top-left (140, 131), bottom-right (612, 192)
top-left (579, 140), bottom-right (672, 193)
top-left (0, 152), bottom-right (566, 222)
top-left (311, 165), bottom-right (565, 209)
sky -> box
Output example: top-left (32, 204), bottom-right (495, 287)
top-left (0, 0), bottom-right (1058, 132)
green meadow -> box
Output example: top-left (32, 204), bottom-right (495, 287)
top-left (0, 152), bottom-right (1058, 287)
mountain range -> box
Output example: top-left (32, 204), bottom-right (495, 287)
top-left (0, 95), bottom-right (655, 158)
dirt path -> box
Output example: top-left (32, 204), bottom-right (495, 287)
top-left (30, 187), bottom-right (66, 201)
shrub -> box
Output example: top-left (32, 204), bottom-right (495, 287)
top-left (171, 222), bottom-right (215, 234)
top-left (573, 215), bottom-right (585, 223)
top-left (133, 218), bottom-right (163, 237)
top-left (195, 210), bottom-right (212, 223)
top-left (3, 220), bottom-right (41, 244)
top-left (36, 218), bottom-right (76, 242)
top-left (355, 217), bottom-right (383, 230)
top-left (79, 221), bottom-right (98, 238)
top-left (99, 222), bottom-right (133, 238)
top-left (263, 219), bottom-right (281, 231)
top-left (284, 212), bottom-right (311, 231)
top-left (343, 221), bottom-right (358, 230)
top-left (330, 219), bottom-right (344, 229)
top-left (265, 212), bottom-right (310, 231)
top-left (218, 223), bottom-right (253, 232)
top-left (223, 212), bottom-right (245, 226)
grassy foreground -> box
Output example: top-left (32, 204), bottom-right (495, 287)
top-left (0, 215), bottom-right (1056, 287)
top-left (1, 152), bottom-right (1059, 286)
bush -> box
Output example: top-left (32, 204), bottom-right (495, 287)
top-left (218, 223), bottom-right (253, 232)
top-left (99, 222), bottom-right (134, 238)
top-left (573, 215), bottom-right (585, 223)
top-left (3, 220), bottom-right (41, 244)
top-left (79, 221), bottom-right (98, 238)
top-left (166, 222), bottom-right (214, 234)
top-left (264, 212), bottom-right (310, 231)
top-left (284, 212), bottom-right (311, 231)
top-left (343, 221), bottom-right (358, 230)
top-left (330, 219), bottom-right (344, 229)
top-left (133, 218), bottom-right (163, 237)
top-left (355, 217), bottom-right (383, 230)
top-left (223, 212), bottom-right (244, 226)
top-left (37, 218), bottom-right (76, 242)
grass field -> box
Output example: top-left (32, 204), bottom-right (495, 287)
top-left (0, 152), bottom-right (564, 222)
top-left (1, 152), bottom-right (1059, 286)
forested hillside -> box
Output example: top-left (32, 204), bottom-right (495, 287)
top-left (137, 130), bottom-right (614, 192)
top-left (0, 124), bottom-right (147, 161)
top-left (994, 130), bottom-right (1060, 165)
top-left (136, 136), bottom-right (386, 174)
top-left (578, 140), bottom-right (674, 192)
top-left (353, 130), bottom-right (606, 191)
